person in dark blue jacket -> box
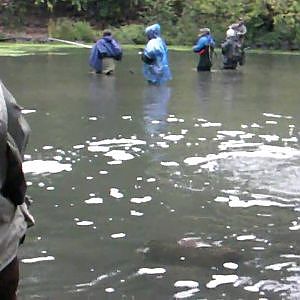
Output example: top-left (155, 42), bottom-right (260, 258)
top-left (193, 28), bottom-right (215, 72)
top-left (89, 30), bottom-right (122, 75)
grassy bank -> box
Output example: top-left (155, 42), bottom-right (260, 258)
top-left (1, 42), bottom-right (300, 57)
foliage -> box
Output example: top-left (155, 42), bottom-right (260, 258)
top-left (112, 24), bottom-right (146, 45)
top-left (49, 18), bottom-right (96, 42)
top-left (1, 0), bottom-right (300, 49)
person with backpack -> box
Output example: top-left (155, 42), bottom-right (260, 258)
top-left (141, 23), bottom-right (172, 85)
top-left (0, 80), bottom-right (34, 300)
top-left (89, 29), bottom-right (122, 75)
top-left (221, 28), bottom-right (245, 70)
top-left (192, 28), bottom-right (215, 72)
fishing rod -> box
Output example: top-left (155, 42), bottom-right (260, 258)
top-left (48, 37), bottom-right (92, 49)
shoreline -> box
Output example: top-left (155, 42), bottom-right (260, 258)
top-left (1, 42), bottom-right (300, 57)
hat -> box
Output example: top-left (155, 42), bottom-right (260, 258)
top-left (226, 28), bottom-right (236, 38)
top-left (199, 27), bottom-right (210, 34)
top-left (145, 23), bottom-right (161, 39)
top-left (103, 29), bottom-right (112, 36)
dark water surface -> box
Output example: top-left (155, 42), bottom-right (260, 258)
top-left (1, 50), bottom-right (300, 299)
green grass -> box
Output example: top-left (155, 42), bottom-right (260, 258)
top-left (1, 42), bottom-right (300, 57)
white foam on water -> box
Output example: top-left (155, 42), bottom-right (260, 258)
top-left (130, 196), bottom-right (152, 204)
top-left (46, 186), bottom-right (55, 191)
top-left (89, 117), bottom-right (98, 121)
top-left (167, 117), bottom-right (179, 122)
top-left (174, 281), bottom-right (199, 288)
top-left (107, 160), bottom-right (122, 165)
top-left (146, 178), bottom-right (156, 182)
top-left (76, 221), bottom-right (94, 226)
top-left (214, 196), bottom-right (229, 203)
top-left (265, 262), bottom-right (295, 271)
top-left (161, 161), bottom-right (179, 167)
top-left (137, 267), bottom-right (166, 275)
top-left (111, 233), bottom-right (126, 239)
top-left (21, 109), bottom-right (36, 114)
top-left (23, 160), bottom-right (72, 174)
top-left (43, 145), bottom-right (54, 150)
top-left (104, 150), bottom-right (134, 161)
top-left (206, 275), bottom-right (238, 289)
top-left (282, 137), bottom-right (298, 142)
top-left (99, 170), bottom-right (108, 174)
top-left (53, 155), bottom-right (63, 161)
top-left (22, 256), bottom-right (55, 263)
top-left (163, 134), bottom-right (184, 142)
top-left (151, 120), bottom-right (160, 124)
top-left (229, 198), bottom-right (292, 208)
top-left (265, 120), bottom-right (278, 124)
top-left (281, 254), bottom-right (300, 259)
top-left (259, 135), bottom-right (280, 142)
top-left (156, 141), bottom-right (169, 148)
top-left (130, 210), bottom-right (144, 216)
top-left (85, 197), bottom-right (103, 204)
top-left (184, 145), bottom-right (300, 167)
top-left (223, 262), bottom-right (239, 270)
top-left (122, 115), bottom-right (132, 120)
top-left (289, 224), bottom-right (300, 231)
top-left (73, 144), bottom-right (85, 149)
top-left (87, 145), bottom-right (110, 152)
top-left (236, 234), bottom-right (256, 241)
top-left (201, 122), bottom-right (222, 127)
top-left (251, 123), bottom-right (261, 128)
top-left (173, 288), bottom-right (200, 299)
top-left (218, 130), bottom-right (245, 137)
top-left (110, 188), bottom-right (124, 199)
top-left (89, 138), bottom-right (146, 147)
top-left (263, 113), bottom-right (283, 118)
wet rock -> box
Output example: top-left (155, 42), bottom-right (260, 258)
top-left (143, 238), bottom-right (242, 268)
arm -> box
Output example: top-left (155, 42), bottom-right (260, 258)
top-left (193, 36), bottom-right (207, 53)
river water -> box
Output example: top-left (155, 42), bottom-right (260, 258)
top-left (1, 49), bottom-right (300, 300)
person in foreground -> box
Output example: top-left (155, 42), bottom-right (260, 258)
top-left (0, 80), bottom-right (34, 300)
top-left (141, 23), bottom-right (172, 85)
top-left (192, 28), bottom-right (215, 72)
top-left (89, 29), bottom-right (122, 75)
top-left (221, 28), bottom-right (245, 70)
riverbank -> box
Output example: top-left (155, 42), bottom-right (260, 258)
top-left (1, 42), bottom-right (300, 57)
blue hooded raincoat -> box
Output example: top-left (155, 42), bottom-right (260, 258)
top-left (142, 24), bottom-right (172, 85)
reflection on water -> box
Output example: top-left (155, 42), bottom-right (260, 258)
top-left (1, 51), bottom-right (300, 299)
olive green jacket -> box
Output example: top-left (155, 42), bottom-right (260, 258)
top-left (0, 81), bottom-right (34, 271)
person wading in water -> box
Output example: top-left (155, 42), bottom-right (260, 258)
top-left (89, 29), bottom-right (122, 75)
top-left (192, 28), bottom-right (215, 72)
top-left (0, 80), bottom-right (34, 300)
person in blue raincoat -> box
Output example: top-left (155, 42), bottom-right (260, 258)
top-left (89, 29), bottom-right (122, 75)
top-left (193, 28), bottom-right (215, 72)
top-left (141, 24), bottom-right (172, 85)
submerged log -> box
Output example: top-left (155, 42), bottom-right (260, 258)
top-left (144, 238), bottom-right (242, 268)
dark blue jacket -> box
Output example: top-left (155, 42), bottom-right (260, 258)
top-left (89, 36), bottom-right (122, 72)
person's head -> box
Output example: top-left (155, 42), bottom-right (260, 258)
top-left (145, 23), bottom-right (161, 40)
top-left (199, 27), bottom-right (210, 36)
top-left (238, 18), bottom-right (244, 25)
top-left (103, 29), bottom-right (112, 37)
top-left (226, 28), bottom-right (236, 38)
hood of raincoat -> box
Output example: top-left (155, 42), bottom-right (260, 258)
top-left (145, 23), bottom-right (161, 39)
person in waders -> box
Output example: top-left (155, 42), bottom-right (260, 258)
top-left (221, 28), bottom-right (245, 70)
top-left (193, 28), bottom-right (215, 71)
top-left (89, 29), bottom-right (122, 75)
top-left (0, 80), bottom-right (35, 300)
top-left (141, 23), bottom-right (172, 85)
